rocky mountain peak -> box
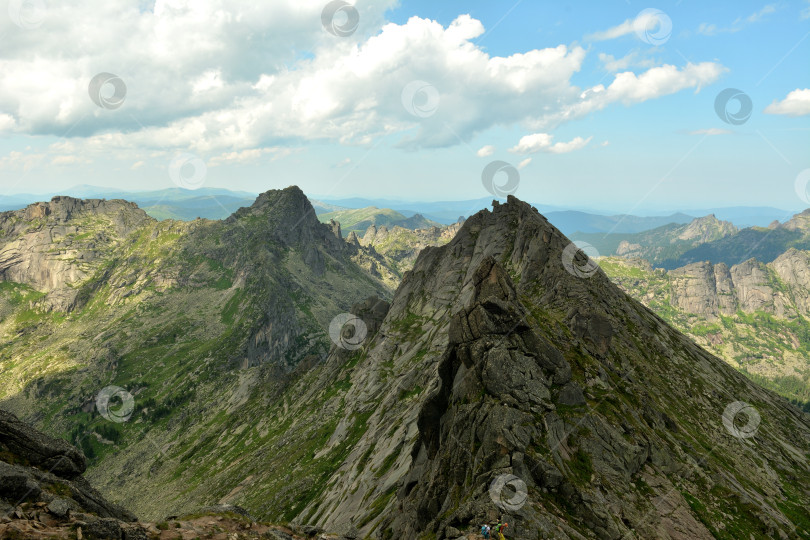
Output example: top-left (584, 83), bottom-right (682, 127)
top-left (229, 185), bottom-right (309, 218)
top-left (362, 224), bottom-right (377, 243)
top-left (304, 193), bottom-right (809, 538)
top-left (676, 214), bottom-right (737, 242)
top-left (226, 186), bottom-right (346, 253)
top-left (2, 196), bottom-right (151, 236)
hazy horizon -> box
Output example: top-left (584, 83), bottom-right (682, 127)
top-left (1, 183), bottom-right (805, 219)
top-left (1, 1), bottom-right (808, 213)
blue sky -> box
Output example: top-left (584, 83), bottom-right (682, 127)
top-left (0, 0), bottom-right (808, 213)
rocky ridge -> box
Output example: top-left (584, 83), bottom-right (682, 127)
top-left (292, 196), bottom-right (810, 538)
top-left (663, 249), bottom-right (810, 320)
top-left (358, 221), bottom-right (463, 274)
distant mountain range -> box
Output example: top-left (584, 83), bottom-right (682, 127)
top-left (313, 195), bottom-right (795, 230)
top-left (0, 185), bottom-right (799, 234)
top-left (574, 215), bottom-right (739, 267)
top-left (575, 210), bottom-right (810, 270)
top-left (681, 205), bottom-right (796, 228)
top-left (0, 186), bottom-right (259, 222)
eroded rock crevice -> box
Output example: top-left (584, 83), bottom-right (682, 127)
top-left (392, 256), bottom-right (577, 538)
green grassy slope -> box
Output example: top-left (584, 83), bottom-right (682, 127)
top-left (0, 188), bottom-right (391, 520)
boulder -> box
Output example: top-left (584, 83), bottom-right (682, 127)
top-left (47, 497), bottom-right (71, 518)
top-left (82, 517), bottom-right (122, 539)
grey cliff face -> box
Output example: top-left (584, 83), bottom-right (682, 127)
top-left (0, 197), bottom-right (152, 311)
top-left (664, 249), bottom-right (810, 319)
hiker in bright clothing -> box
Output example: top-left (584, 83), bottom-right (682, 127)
top-left (494, 521), bottom-right (508, 539)
top-left (480, 523), bottom-right (491, 538)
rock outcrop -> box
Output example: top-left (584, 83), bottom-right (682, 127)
top-left (664, 248), bottom-right (810, 319)
top-left (0, 197), bottom-right (153, 311)
top-left (675, 214), bottom-right (737, 243)
top-left (603, 253), bottom-right (810, 408)
top-left (358, 221), bottom-right (463, 273)
top-left (0, 408), bottom-right (138, 537)
top-left (0, 409), bottom-right (87, 479)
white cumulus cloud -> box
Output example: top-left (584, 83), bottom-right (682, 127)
top-left (0, 1), bottom-right (728, 164)
top-left (764, 89), bottom-right (810, 117)
top-left (476, 145), bottom-right (495, 157)
top-left (509, 133), bottom-right (592, 155)
top-left (598, 51), bottom-right (656, 73)
top-left (529, 62), bottom-right (726, 131)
